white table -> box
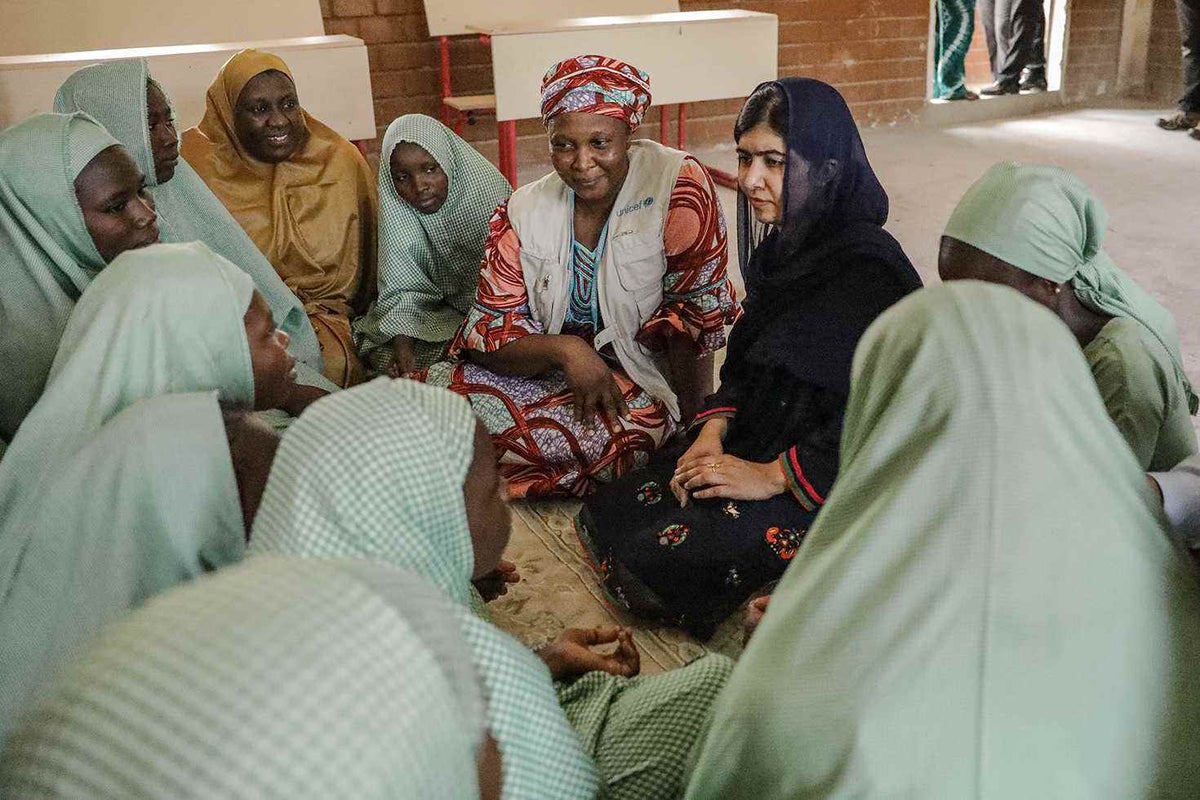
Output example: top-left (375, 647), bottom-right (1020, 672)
top-left (478, 10), bottom-right (778, 185)
top-left (0, 35), bottom-right (376, 142)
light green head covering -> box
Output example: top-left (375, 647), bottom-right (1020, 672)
top-left (0, 556), bottom-right (486, 799)
top-left (0, 241), bottom-right (255, 528)
top-left (686, 282), bottom-right (1200, 800)
top-left (356, 114), bottom-right (511, 355)
top-left (249, 377), bottom-right (598, 799)
top-left (0, 112), bottom-right (121, 438)
top-left (53, 58), bottom-right (326, 376)
top-left (0, 392), bottom-right (245, 747)
top-left (944, 161), bottom-right (1197, 414)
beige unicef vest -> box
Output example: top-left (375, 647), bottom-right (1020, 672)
top-left (507, 139), bottom-right (688, 420)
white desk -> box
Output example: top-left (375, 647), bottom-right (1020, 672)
top-left (478, 10), bottom-right (778, 185)
top-left (0, 35), bottom-right (376, 141)
top-left (2, 0), bottom-right (326, 57)
top-left (486, 11), bottom-right (777, 122)
top-left (425, 0), bottom-right (677, 38)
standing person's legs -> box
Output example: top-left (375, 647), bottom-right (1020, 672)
top-left (1160, 0), bottom-right (1200, 129)
top-left (1019, 0), bottom-right (1048, 90)
top-left (982, 0), bottom-right (1022, 93)
top-left (934, 0), bottom-right (978, 99)
top-left (1179, 0), bottom-right (1200, 112)
top-left (978, 0), bottom-right (999, 77)
top-left (996, 0), bottom-right (1041, 85)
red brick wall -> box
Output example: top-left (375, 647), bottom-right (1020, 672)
top-left (1148, 0), bottom-right (1184, 104)
top-left (1061, 0), bottom-right (1123, 101)
top-left (321, 0), bottom-right (933, 161)
top-left (320, 0), bottom-right (1182, 159)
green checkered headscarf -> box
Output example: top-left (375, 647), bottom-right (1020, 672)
top-left (0, 557), bottom-right (486, 798)
top-left (249, 378), bottom-right (598, 799)
top-left (53, 58), bottom-right (325, 377)
top-left (945, 162), bottom-right (1197, 413)
top-left (687, 282), bottom-right (1200, 798)
top-left (356, 114), bottom-right (511, 352)
top-left (0, 112), bottom-right (119, 438)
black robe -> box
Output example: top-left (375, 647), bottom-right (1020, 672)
top-left (577, 79), bottom-right (922, 638)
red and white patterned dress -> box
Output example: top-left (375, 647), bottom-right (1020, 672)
top-left (422, 157), bottom-right (739, 498)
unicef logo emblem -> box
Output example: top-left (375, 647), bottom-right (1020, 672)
top-left (617, 196), bottom-right (656, 217)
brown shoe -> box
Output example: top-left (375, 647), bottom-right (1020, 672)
top-left (1190, 128), bottom-right (1200, 141)
top-left (1157, 111), bottom-right (1200, 131)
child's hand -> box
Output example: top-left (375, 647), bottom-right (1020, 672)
top-left (472, 559), bottom-right (521, 602)
top-left (537, 626), bottom-right (640, 680)
top-left (743, 594), bottom-right (771, 645)
top-left (389, 335), bottom-right (418, 378)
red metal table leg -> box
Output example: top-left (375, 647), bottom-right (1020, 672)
top-left (677, 103), bottom-right (687, 150)
top-left (439, 37), bottom-right (453, 127)
top-left (498, 120), bottom-right (518, 187)
top-left (659, 105), bottom-right (669, 145)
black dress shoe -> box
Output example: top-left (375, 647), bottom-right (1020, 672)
top-left (1019, 76), bottom-right (1048, 93)
top-left (980, 82), bottom-right (1019, 96)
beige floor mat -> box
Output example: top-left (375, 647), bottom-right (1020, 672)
top-left (487, 500), bottom-right (744, 674)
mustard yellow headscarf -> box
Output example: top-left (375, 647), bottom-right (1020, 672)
top-left (181, 49), bottom-right (378, 388)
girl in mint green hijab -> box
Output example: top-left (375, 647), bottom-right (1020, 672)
top-left (0, 242), bottom-right (295, 745)
top-left (53, 58), bottom-right (330, 391)
top-left (0, 557), bottom-right (489, 799)
top-left (249, 378), bottom-right (733, 800)
top-left (0, 112), bottom-right (156, 439)
top-left (355, 114), bottom-right (511, 376)
top-left (940, 162), bottom-right (1197, 470)
top-left (686, 282), bottom-right (1200, 799)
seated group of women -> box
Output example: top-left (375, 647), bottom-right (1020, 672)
top-left (0, 47), bottom-right (1198, 798)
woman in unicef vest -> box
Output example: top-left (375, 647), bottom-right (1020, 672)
top-left (426, 54), bottom-right (739, 499)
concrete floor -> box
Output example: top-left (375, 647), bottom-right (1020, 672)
top-left (514, 103), bottom-right (1199, 377)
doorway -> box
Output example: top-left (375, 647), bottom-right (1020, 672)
top-left (930, 0), bottom-right (1069, 99)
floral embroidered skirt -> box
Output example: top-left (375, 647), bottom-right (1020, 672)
top-left (576, 441), bottom-right (816, 638)
top-left (423, 360), bottom-right (675, 499)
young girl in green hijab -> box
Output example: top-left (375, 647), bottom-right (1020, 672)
top-left (249, 377), bottom-right (733, 800)
top-left (0, 112), bottom-right (158, 439)
top-left (940, 162), bottom-right (1198, 470)
top-left (0, 242), bottom-right (296, 746)
top-left (0, 557), bottom-right (494, 799)
top-left (686, 281), bottom-right (1200, 799)
top-left (355, 114), bottom-right (511, 376)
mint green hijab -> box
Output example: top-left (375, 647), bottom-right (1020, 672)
top-left (0, 557), bottom-right (486, 799)
top-left (944, 162), bottom-right (1197, 414)
top-left (53, 58), bottom-right (326, 380)
top-left (686, 282), bottom-right (1200, 799)
top-left (0, 241), bottom-right (255, 529)
top-left (0, 112), bottom-right (120, 439)
top-left (356, 114), bottom-right (511, 360)
top-left (0, 392), bottom-right (244, 747)
top-left (249, 378), bottom-right (598, 799)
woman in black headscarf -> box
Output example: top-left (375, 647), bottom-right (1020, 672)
top-left (576, 79), bottom-right (922, 638)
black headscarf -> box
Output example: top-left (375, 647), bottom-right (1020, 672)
top-left (717, 78), bottom-right (921, 462)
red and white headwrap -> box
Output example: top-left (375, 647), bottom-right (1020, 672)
top-left (539, 55), bottom-right (652, 131)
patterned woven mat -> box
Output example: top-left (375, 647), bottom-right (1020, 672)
top-left (487, 500), bottom-right (744, 674)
